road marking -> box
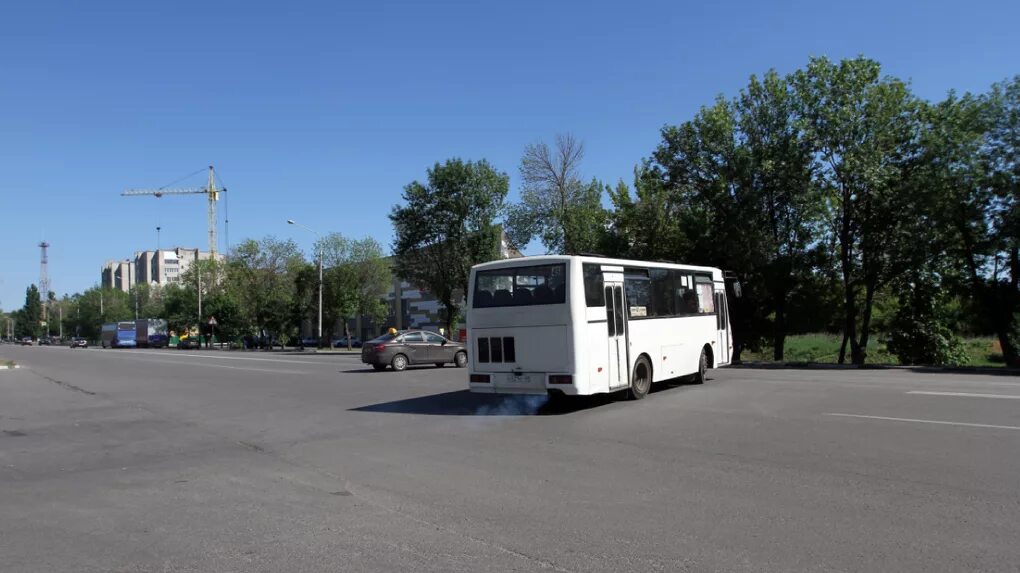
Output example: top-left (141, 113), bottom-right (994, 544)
top-left (824, 413), bottom-right (1020, 431)
top-left (88, 351), bottom-right (311, 375)
top-left (85, 348), bottom-right (348, 366)
top-left (906, 391), bottom-right (1020, 400)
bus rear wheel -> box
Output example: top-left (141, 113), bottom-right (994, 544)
top-left (628, 356), bottom-right (652, 400)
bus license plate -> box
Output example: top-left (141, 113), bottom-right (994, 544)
top-left (505, 373), bottom-right (533, 385)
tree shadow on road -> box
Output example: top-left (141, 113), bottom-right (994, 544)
top-left (350, 390), bottom-right (620, 416)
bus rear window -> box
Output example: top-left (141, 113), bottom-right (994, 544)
top-left (473, 264), bottom-right (566, 308)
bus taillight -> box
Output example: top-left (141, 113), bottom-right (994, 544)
top-left (548, 375), bottom-right (573, 385)
top-left (470, 374), bottom-right (490, 383)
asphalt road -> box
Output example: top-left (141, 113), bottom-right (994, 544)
top-left (1, 345), bottom-right (1018, 572)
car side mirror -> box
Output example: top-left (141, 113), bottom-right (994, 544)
top-left (441, 339), bottom-right (448, 345)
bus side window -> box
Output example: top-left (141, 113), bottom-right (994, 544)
top-left (583, 264), bottom-right (604, 307)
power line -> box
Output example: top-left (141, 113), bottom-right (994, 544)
top-left (156, 167), bottom-right (208, 191)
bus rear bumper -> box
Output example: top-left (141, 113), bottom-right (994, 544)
top-left (468, 385), bottom-right (549, 395)
top-left (468, 372), bottom-right (581, 396)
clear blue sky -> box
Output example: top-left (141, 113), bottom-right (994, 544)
top-left (1, 0), bottom-right (1017, 311)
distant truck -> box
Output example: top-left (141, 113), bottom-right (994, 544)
top-left (135, 318), bottom-right (169, 348)
top-left (101, 322), bottom-right (137, 348)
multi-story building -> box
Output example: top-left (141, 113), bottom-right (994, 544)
top-left (100, 260), bottom-right (135, 292)
top-left (103, 248), bottom-right (221, 290)
top-left (134, 248), bottom-right (208, 286)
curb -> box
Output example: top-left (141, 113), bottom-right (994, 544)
top-left (0, 364), bottom-right (21, 370)
top-left (730, 362), bottom-right (1018, 375)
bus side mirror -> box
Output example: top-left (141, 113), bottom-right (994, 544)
top-left (723, 271), bottom-right (742, 298)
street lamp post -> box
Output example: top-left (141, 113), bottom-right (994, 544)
top-left (287, 219), bottom-right (323, 347)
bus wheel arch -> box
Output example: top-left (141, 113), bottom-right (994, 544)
top-left (628, 354), bottom-right (653, 400)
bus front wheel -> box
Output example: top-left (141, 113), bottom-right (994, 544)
top-left (628, 356), bottom-right (652, 400)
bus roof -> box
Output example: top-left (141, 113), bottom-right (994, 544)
top-left (471, 255), bottom-right (724, 277)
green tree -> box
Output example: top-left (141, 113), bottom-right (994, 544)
top-left (227, 237), bottom-right (306, 346)
top-left (791, 56), bottom-right (922, 365)
top-left (886, 268), bottom-right (968, 366)
top-left (310, 234), bottom-right (391, 347)
top-left (20, 285), bottom-right (42, 338)
top-left (390, 158), bottom-right (508, 334)
top-left (735, 69), bottom-right (823, 360)
top-left (967, 76), bottom-right (1020, 364)
top-left (632, 98), bottom-right (768, 359)
top-left (505, 134), bottom-right (609, 254)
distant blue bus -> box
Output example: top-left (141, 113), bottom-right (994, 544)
top-left (115, 322), bottom-right (137, 347)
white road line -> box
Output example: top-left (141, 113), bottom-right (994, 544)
top-left (85, 348), bottom-right (348, 366)
top-left (906, 391), bottom-right (1020, 400)
top-left (94, 352), bottom-right (311, 375)
top-left (824, 413), bottom-right (1020, 431)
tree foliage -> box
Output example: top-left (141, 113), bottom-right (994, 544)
top-left (227, 237), bottom-right (306, 342)
top-left (506, 134), bottom-right (609, 254)
top-left (390, 158), bottom-right (508, 334)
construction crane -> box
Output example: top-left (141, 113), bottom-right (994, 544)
top-left (122, 166), bottom-right (226, 257)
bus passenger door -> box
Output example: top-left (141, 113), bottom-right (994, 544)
top-left (715, 290), bottom-right (732, 366)
top-left (604, 277), bottom-right (629, 390)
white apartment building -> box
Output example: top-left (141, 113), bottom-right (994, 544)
top-left (134, 248), bottom-right (223, 287)
top-left (102, 248), bottom-right (221, 291)
top-left (100, 260), bottom-right (135, 292)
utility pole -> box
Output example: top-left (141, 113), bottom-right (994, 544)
top-left (59, 305), bottom-right (63, 339)
top-left (197, 266), bottom-right (202, 329)
top-left (287, 219), bottom-right (323, 347)
top-left (39, 241), bottom-right (50, 329)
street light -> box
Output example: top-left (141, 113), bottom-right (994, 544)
top-left (287, 219), bottom-right (323, 347)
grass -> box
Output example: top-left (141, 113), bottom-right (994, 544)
top-left (742, 334), bottom-right (1004, 367)
top-left (2, 359), bottom-right (14, 368)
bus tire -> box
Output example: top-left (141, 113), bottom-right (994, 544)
top-left (628, 355), bottom-right (652, 400)
top-left (693, 348), bottom-right (708, 384)
top-left (391, 354), bottom-right (408, 372)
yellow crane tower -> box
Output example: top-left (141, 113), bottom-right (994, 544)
top-left (122, 166), bottom-right (226, 257)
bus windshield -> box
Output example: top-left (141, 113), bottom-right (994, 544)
top-left (473, 263), bottom-right (566, 308)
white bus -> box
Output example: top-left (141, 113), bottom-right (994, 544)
top-left (467, 255), bottom-right (733, 399)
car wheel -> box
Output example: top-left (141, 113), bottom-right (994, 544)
top-left (391, 354), bottom-right (408, 372)
top-left (454, 351), bottom-right (467, 368)
top-left (692, 349), bottom-right (707, 385)
top-left (627, 355), bottom-right (652, 400)
top-left (372, 364), bottom-right (387, 371)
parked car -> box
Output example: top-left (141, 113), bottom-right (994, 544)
top-left (300, 337), bottom-right (320, 348)
top-left (177, 337), bottom-right (200, 350)
top-left (361, 330), bottom-right (467, 371)
top-left (333, 336), bottom-right (362, 348)
top-left (38, 337), bottom-right (52, 346)
top-left (69, 337), bottom-right (88, 348)
top-left (20, 337), bottom-right (33, 346)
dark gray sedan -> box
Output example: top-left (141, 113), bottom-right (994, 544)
top-left (361, 330), bottom-right (468, 371)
